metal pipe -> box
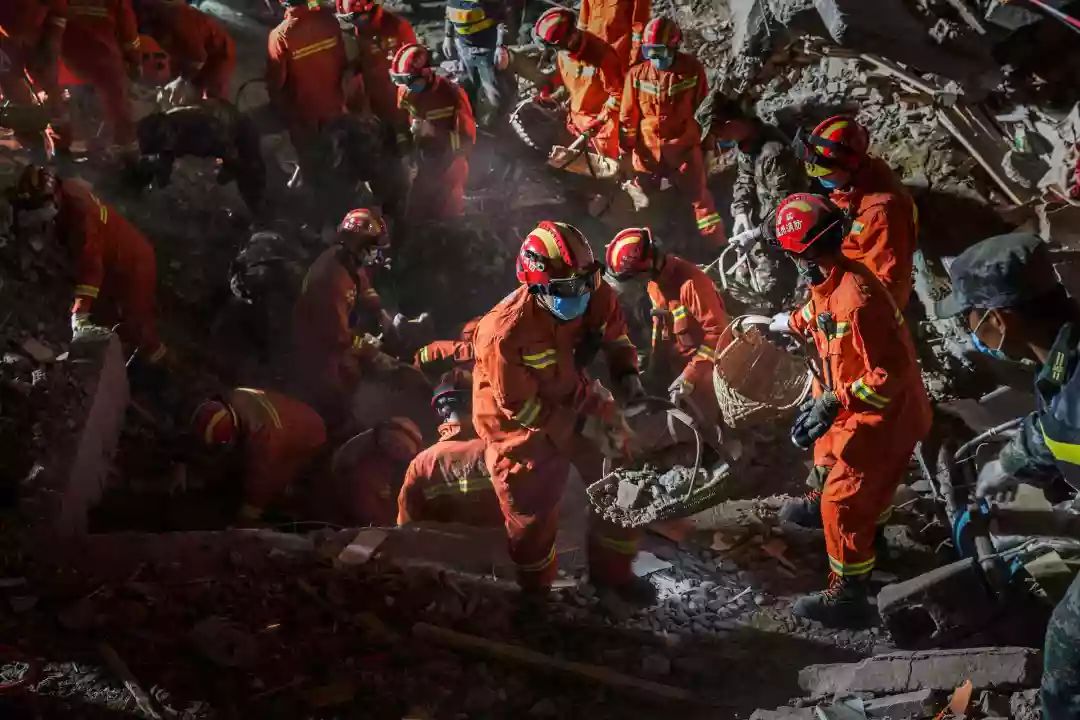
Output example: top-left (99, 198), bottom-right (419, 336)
top-left (952, 416), bottom-right (1026, 462)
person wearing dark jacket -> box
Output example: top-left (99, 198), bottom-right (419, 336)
top-left (936, 232), bottom-right (1080, 720)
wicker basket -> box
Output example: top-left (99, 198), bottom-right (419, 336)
top-left (713, 318), bottom-right (812, 429)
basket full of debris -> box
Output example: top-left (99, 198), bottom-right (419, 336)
top-left (713, 316), bottom-right (812, 430)
top-left (587, 401), bottom-right (735, 528)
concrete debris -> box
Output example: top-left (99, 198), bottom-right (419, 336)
top-left (799, 647), bottom-right (1043, 698)
top-left (20, 338), bottom-right (56, 364)
top-left (862, 688), bottom-right (939, 718)
top-left (750, 706), bottom-right (817, 720)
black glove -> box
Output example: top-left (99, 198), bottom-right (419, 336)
top-left (790, 391), bottom-right (840, 449)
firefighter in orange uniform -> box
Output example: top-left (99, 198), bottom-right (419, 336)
top-left (61, 0), bottom-right (141, 156)
top-left (620, 18), bottom-right (724, 243)
top-left (135, 0), bottom-right (236, 100)
top-left (578, 0), bottom-right (650, 68)
top-left (291, 209), bottom-right (393, 423)
top-left (605, 227), bottom-right (728, 433)
top-left (391, 43), bottom-right (476, 219)
top-left (794, 115), bottom-right (918, 308)
top-left (532, 7), bottom-right (624, 159)
top-left (767, 194), bottom-right (931, 626)
top-left (397, 370), bottom-right (502, 526)
top-left (336, 0), bottom-right (416, 126)
top-left (12, 166), bottom-right (166, 366)
top-left (190, 388), bottom-right (327, 525)
top-left (266, 0), bottom-right (347, 180)
top-left (414, 316), bottom-right (480, 376)
top-left (0, 0), bottom-right (67, 151)
top-left (473, 221), bottom-right (651, 600)
top-left (331, 416), bottom-right (424, 526)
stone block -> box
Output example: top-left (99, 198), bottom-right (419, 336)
top-left (799, 647), bottom-right (1043, 698)
top-left (864, 689), bottom-right (939, 718)
top-left (749, 707), bottom-right (816, 720)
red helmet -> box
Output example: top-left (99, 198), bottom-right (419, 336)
top-left (604, 227), bottom-right (656, 280)
top-left (191, 399), bottom-right (239, 448)
top-left (376, 416), bottom-right (424, 460)
top-left (795, 115), bottom-right (869, 183)
top-left (336, 0), bottom-right (377, 14)
top-left (14, 165), bottom-right (60, 209)
top-left (338, 207), bottom-right (387, 240)
top-left (516, 221), bottom-right (599, 295)
top-left (642, 17), bottom-right (682, 50)
top-left (391, 43), bottom-right (432, 86)
top-left (533, 7), bottom-right (577, 46)
top-left (773, 194), bottom-right (848, 256)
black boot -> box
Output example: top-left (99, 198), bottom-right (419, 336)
top-left (779, 489), bottom-right (823, 528)
top-left (793, 574), bottom-right (875, 628)
top-left (593, 576), bottom-right (657, 619)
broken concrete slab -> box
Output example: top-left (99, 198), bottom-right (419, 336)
top-left (863, 689), bottom-right (940, 718)
top-left (876, 557), bottom-right (996, 648)
top-left (749, 706), bottom-right (817, 720)
top-left (799, 647), bottom-right (1043, 698)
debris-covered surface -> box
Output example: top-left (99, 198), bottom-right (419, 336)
top-left (3, 0), bottom-right (1080, 717)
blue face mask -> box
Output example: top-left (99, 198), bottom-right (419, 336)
top-left (407, 78), bottom-right (428, 94)
top-left (970, 331), bottom-right (1009, 360)
top-left (546, 292), bottom-right (591, 321)
top-left (818, 177), bottom-right (840, 190)
top-left (716, 140), bottom-right (738, 149)
top-left (650, 55), bottom-right (674, 71)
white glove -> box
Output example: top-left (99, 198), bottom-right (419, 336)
top-left (732, 212), bottom-right (752, 237)
top-left (441, 35), bottom-right (456, 61)
top-left (768, 312), bottom-right (792, 335)
top-left (730, 227), bottom-right (762, 251)
top-left (494, 46), bottom-right (511, 71)
top-left (71, 313), bottom-right (113, 343)
top-left (975, 459), bottom-right (1020, 502)
top-left (669, 376), bottom-right (695, 404)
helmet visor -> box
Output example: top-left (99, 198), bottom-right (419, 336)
top-left (642, 45), bottom-right (673, 60)
top-left (547, 262), bottom-right (602, 298)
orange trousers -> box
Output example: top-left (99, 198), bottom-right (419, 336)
top-left (94, 252), bottom-right (162, 358)
top-left (194, 48), bottom-right (236, 100)
top-left (633, 143), bottom-right (723, 242)
top-left (817, 406), bottom-right (924, 578)
top-left (485, 435), bottom-right (640, 590)
top-left (60, 37), bottom-right (136, 148)
top-left (410, 154), bottom-right (468, 220)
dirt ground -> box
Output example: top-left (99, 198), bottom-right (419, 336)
top-left (1, 0), bottom-right (1077, 717)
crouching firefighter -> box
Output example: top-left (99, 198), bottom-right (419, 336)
top-left (934, 232), bottom-right (1080, 720)
top-left (12, 166), bottom-right (168, 387)
top-left (189, 388), bottom-right (327, 525)
top-left (472, 221), bottom-right (652, 604)
top-left (397, 369), bottom-right (502, 526)
top-left (604, 227), bottom-right (729, 439)
top-left (768, 194), bottom-right (931, 626)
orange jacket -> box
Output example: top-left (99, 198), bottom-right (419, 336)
top-left (620, 50), bottom-right (708, 168)
top-left (293, 245), bottom-right (383, 370)
top-left (396, 74), bottom-right (476, 158)
top-left (139, 0), bottom-right (234, 84)
top-left (830, 157), bottom-right (918, 309)
top-left (65, 0), bottom-right (139, 64)
top-left (472, 283), bottom-right (638, 461)
top-left (788, 258), bottom-right (930, 426)
top-left (555, 29), bottom-right (624, 128)
top-left (337, 442), bottom-right (411, 526)
top-left (578, 0), bottom-right (649, 64)
top-left (266, 5), bottom-right (346, 132)
top-left (58, 180), bottom-right (149, 313)
top-left (647, 255), bottom-right (728, 381)
top-left (396, 421), bottom-right (501, 526)
top-left (349, 8), bottom-right (416, 124)
top-left (229, 387), bottom-right (327, 511)
top-left (0, 0), bottom-right (67, 50)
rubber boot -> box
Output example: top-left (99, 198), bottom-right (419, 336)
top-left (793, 573), bottom-right (875, 628)
top-left (778, 489), bottom-right (823, 528)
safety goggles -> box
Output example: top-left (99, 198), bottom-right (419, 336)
top-left (641, 45), bottom-right (672, 61)
top-left (791, 127), bottom-right (855, 177)
top-left (390, 73), bottom-right (417, 87)
top-left (546, 262), bottom-right (603, 298)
